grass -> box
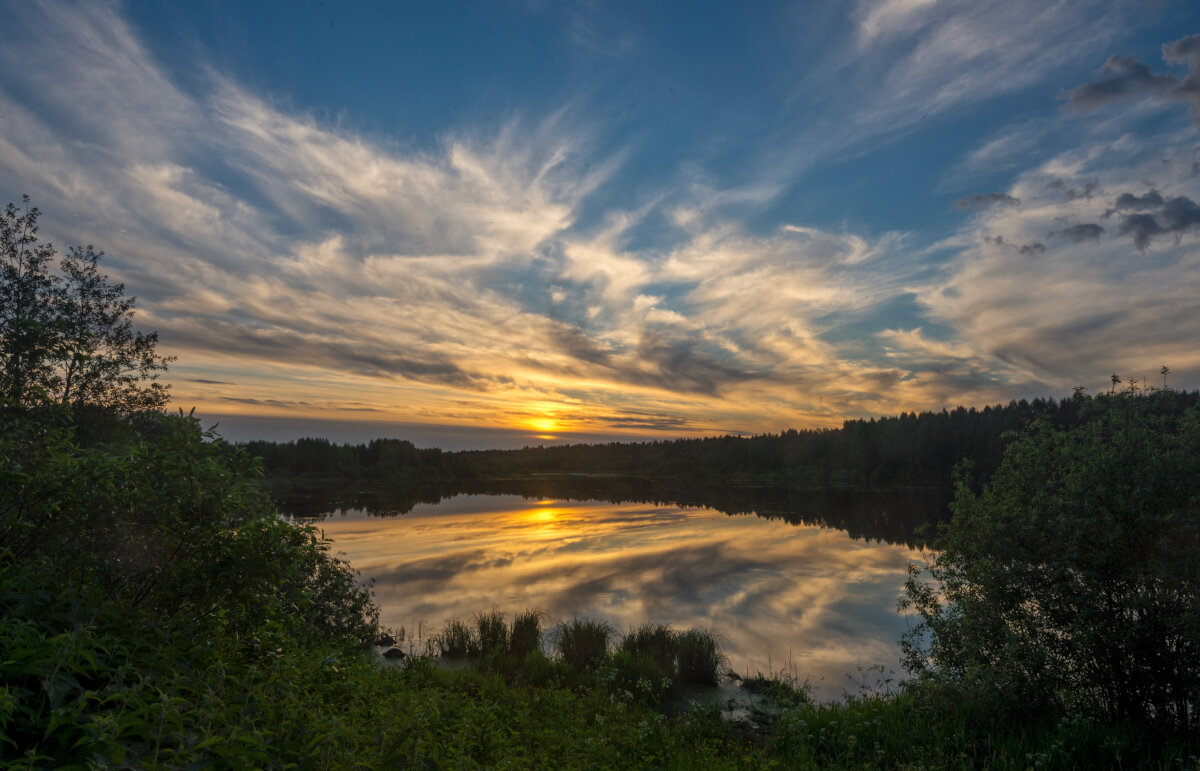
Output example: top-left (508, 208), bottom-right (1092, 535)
top-left (435, 618), bottom-right (472, 657)
top-left (619, 622), bottom-right (677, 674)
top-left (472, 608), bottom-right (508, 656)
top-left (553, 617), bottom-right (614, 672)
top-left (409, 611), bottom-right (1200, 770)
top-left (677, 628), bottom-right (725, 686)
top-left (508, 608), bottom-right (542, 657)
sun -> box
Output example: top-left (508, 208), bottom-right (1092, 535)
top-left (529, 417), bottom-right (560, 433)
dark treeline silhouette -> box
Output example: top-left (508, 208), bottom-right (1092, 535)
top-left (273, 476), bottom-right (949, 548)
top-left (245, 390), bottom-right (1200, 494)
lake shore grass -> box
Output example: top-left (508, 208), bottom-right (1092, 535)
top-left (381, 611), bottom-right (1199, 769)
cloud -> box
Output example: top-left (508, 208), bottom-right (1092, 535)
top-left (1065, 34), bottom-right (1200, 121)
top-left (955, 192), bottom-right (1020, 210)
top-left (918, 133), bottom-right (1200, 389)
top-left (1098, 190), bottom-right (1200, 250)
top-left (1050, 223), bottom-right (1104, 243)
top-left (847, 0), bottom-right (1135, 130)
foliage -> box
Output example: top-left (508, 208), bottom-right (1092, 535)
top-left (616, 623), bottom-right (726, 689)
top-left (901, 391), bottom-right (1200, 734)
top-left (0, 404), bottom-right (382, 764)
top-left (0, 196), bottom-right (172, 419)
top-left (765, 680), bottom-right (1197, 770)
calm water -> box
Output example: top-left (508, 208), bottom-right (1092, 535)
top-left (296, 486), bottom-right (943, 701)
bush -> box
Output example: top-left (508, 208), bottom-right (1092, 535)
top-left (0, 408), bottom-right (383, 765)
top-left (902, 392), bottom-right (1200, 733)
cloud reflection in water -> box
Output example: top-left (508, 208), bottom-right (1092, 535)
top-left (316, 494), bottom-right (920, 700)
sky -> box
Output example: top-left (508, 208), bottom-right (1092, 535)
top-left (2, 0), bottom-right (1200, 449)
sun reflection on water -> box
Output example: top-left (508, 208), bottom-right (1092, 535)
top-left (315, 494), bottom-right (921, 701)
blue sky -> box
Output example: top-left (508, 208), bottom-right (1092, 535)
top-left (3, 0), bottom-right (1199, 448)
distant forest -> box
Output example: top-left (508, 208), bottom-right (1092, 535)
top-left (243, 389), bottom-right (1200, 492)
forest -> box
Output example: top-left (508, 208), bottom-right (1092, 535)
top-left (246, 388), bottom-right (1200, 491)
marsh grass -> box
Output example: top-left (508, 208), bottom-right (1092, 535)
top-left (619, 623), bottom-right (678, 675)
top-left (435, 618), bottom-right (472, 657)
top-left (677, 628), bottom-right (725, 686)
top-left (472, 609), bottom-right (508, 656)
top-left (508, 608), bottom-right (542, 658)
top-left (399, 612), bottom-right (1199, 769)
top-left (553, 617), bottom-right (614, 671)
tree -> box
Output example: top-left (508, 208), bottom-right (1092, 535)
top-left (0, 196), bottom-right (172, 416)
top-left (901, 391), bottom-right (1200, 733)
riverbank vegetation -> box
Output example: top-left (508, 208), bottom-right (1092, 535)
top-left (3, 199), bottom-right (1197, 766)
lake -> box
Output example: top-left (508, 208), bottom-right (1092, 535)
top-left (286, 482), bottom-right (946, 701)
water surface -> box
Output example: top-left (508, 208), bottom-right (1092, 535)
top-left (305, 489), bottom-right (936, 700)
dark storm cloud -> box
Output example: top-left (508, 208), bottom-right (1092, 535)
top-left (954, 192), bottom-right (1020, 210)
top-left (1049, 223), bottom-right (1105, 243)
top-left (1102, 190), bottom-right (1200, 250)
top-left (549, 324), bottom-right (614, 366)
top-left (1018, 242), bottom-right (1045, 257)
top-left (1066, 34), bottom-right (1200, 120)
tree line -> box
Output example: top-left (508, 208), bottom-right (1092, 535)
top-left (245, 389), bottom-right (1200, 491)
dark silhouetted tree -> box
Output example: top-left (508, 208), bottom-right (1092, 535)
top-left (0, 196), bottom-right (172, 416)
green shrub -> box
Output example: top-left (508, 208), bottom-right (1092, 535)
top-left (903, 392), bottom-right (1200, 734)
top-left (608, 650), bottom-right (674, 709)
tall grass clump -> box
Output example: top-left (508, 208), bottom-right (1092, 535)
top-left (677, 629), bottom-right (724, 686)
top-left (472, 609), bottom-right (508, 656)
top-left (436, 618), bottom-right (472, 658)
top-left (620, 623), bottom-right (678, 676)
top-left (508, 609), bottom-right (542, 658)
top-left (554, 617), bottom-right (613, 671)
